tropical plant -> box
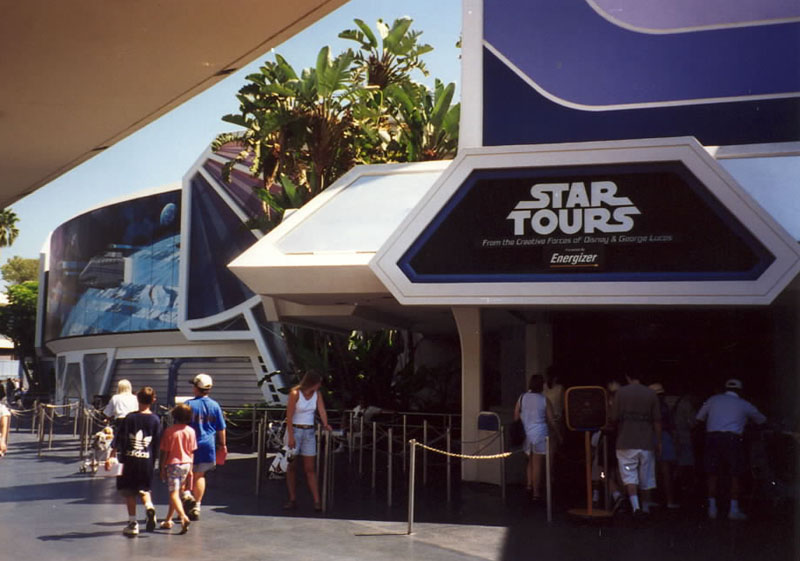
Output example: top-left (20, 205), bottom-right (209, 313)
top-left (213, 17), bottom-right (459, 229)
top-left (0, 208), bottom-right (19, 250)
top-left (387, 79), bottom-right (460, 161)
top-left (339, 17), bottom-right (433, 89)
top-left (213, 47), bottom-right (360, 230)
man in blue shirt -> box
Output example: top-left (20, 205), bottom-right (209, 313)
top-left (696, 378), bottom-right (766, 520)
top-left (183, 373), bottom-right (226, 521)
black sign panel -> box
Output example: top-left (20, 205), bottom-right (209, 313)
top-left (398, 162), bottom-right (774, 283)
top-left (565, 386), bottom-right (607, 432)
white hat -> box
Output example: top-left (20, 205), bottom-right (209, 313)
top-left (725, 378), bottom-right (743, 390)
top-left (192, 373), bottom-right (213, 390)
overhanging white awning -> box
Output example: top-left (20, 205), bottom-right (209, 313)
top-left (229, 161), bottom-right (456, 332)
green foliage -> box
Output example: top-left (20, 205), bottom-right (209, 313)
top-left (212, 16), bottom-right (459, 230)
top-left (0, 281), bottom-right (38, 385)
top-left (1, 256), bottom-right (39, 285)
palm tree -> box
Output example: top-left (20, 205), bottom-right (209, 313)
top-left (0, 209), bottom-right (19, 250)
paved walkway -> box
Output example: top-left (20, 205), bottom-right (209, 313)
top-left (0, 428), bottom-right (797, 561)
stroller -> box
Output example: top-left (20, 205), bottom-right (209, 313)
top-left (81, 425), bottom-right (114, 474)
top-left (266, 421), bottom-right (296, 479)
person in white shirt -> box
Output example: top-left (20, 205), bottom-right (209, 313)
top-left (283, 370), bottom-right (332, 511)
top-left (696, 378), bottom-right (766, 520)
top-left (104, 379), bottom-right (139, 431)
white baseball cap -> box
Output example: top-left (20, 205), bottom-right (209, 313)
top-left (725, 378), bottom-right (743, 390)
top-left (192, 373), bottom-right (213, 390)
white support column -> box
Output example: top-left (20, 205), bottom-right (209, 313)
top-left (453, 306), bottom-right (482, 481)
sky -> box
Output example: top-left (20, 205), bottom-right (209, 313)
top-left (6, 0), bottom-right (800, 273)
top-left (5, 0), bottom-right (462, 269)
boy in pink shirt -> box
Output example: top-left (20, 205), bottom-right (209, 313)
top-left (159, 403), bottom-right (197, 533)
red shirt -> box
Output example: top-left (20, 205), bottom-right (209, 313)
top-left (160, 423), bottom-right (197, 465)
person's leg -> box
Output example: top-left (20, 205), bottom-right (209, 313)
top-left (302, 455), bottom-right (321, 507)
top-left (526, 453), bottom-right (534, 494)
top-left (122, 493), bottom-right (139, 535)
top-left (193, 471), bottom-right (207, 504)
top-left (139, 490), bottom-right (157, 531)
top-left (285, 460), bottom-right (297, 503)
top-left (531, 453), bottom-right (545, 498)
top-left (125, 494), bottom-right (137, 517)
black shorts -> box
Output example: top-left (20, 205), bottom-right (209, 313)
top-left (704, 432), bottom-right (747, 476)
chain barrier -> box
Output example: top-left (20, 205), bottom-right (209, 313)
top-left (411, 440), bottom-right (512, 460)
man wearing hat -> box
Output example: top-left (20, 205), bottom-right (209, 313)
top-left (182, 373), bottom-right (227, 521)
top-left (696, 378), bottom-right (766, 520)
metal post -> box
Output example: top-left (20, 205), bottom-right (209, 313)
top-left (546, 436), bottom-right (552, 523)
top-left (603, 433), bottom-right (609, 509)
top-left (256, 418), bottom-right (265, 496)
top-left (402, 415), bottom-right (407, 473)
top-left (322, 430), bottom-right (330, 512)
top-left (37, 406), bottom-right (45, 457)
top-left (251, 407), bottom-right (257, 452)
top-left (32, 402), bottom-right (38, 434)
top-left (446, 427), bottom-right (452, 503)
top-left (408, 439), bottom-right (417, 535)
top-left (371, 421), bottom-right (377, 490)
top-left (423, 420), bottom-right (428, 485)
top-left (387, 426), bottom-right (393, 507)
top-left (315, 422), bottom-right (321, 476)
top-left (48, 407), bottom-right (55, 449)
top-left (73, 402), bottom-right (80, 436)
top-left (348, 410), bottom-right (354, 465)
top-left (358, 415), bottom-right (364, 476)
top-left (500, 425), bottom-right (506, 503)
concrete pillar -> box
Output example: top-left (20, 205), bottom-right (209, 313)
top-left (453, 306), bottom-right (482, 481)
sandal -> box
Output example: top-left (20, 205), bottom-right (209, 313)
top-left (179, 519), bottom-right (190, 535)
top-left (159, 520), bottom-right (174, 530)
top-left (282, 500), bottom-right (296, 510)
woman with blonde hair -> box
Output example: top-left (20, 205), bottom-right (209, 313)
top-left (103, 379), bottom-right (139, 431)
top-left (283, 370), bottom-right (332, 511)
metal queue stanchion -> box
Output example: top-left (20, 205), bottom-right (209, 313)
top-left (371, 421), bottom-right (377, 490)
top-left (406, 439), bottom-right (512, 535)
top-left (387, 427), bottom-right (393, 506)
top-left (255, 416), bottom-right (265, 496)
top-left (358, 415), bottom-right (364, 475)
top-left (422, 420), bottom-right (428, 485)
top-left (545, 436), bottom-right (552, 523)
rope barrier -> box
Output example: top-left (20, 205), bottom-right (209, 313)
top-left (411, 440), bottom-right (512, 460)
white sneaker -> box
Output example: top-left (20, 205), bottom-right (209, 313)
top-left (728, 509), bottom-right (747, 521)
top-left (123, 521), bottom-right (139, 536)
top-left (708, 505), bottom-right (718, 519)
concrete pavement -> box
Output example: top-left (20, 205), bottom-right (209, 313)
top-left (0, 425), bottom-right (797, 561)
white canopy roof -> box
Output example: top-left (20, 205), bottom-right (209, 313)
top-left (229, 161), bottom-right (457, 333)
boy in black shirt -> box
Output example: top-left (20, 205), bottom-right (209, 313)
top-left (106, 386), bottom-right (162, 536)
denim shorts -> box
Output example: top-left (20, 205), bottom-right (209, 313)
top-left (287, 426), bottom-right (317, 456)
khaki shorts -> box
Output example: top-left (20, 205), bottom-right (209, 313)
top-left (616, 448), bottom-right (656, 490)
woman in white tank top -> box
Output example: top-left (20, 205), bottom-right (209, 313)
top-left (513, 374), bottom-right (560, 501)
top-left (284, 370), bottom-right (332, 511)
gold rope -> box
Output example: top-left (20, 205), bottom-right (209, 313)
top-left (411, 440), bottom-right (512, 460)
